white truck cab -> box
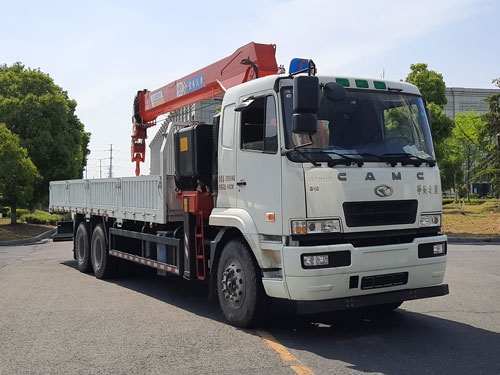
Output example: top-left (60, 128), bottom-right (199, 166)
top-left (211, 71), bottom-right (447, 316)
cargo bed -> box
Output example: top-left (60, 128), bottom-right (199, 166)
top-left (49, 175), bottom-right (183, 224)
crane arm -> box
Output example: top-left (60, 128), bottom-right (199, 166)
top-left (131, 42), bottom-right (278, 175)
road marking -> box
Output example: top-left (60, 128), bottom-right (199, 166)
top-left (256, 330), bottom-right (314, 375)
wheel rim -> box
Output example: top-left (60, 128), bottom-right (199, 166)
top-left (221, 259), bottom-right (245, 309)
top-left (77, 235), bottom-right (85, 262)
top-left (93, 238), bottom-right (103, 270)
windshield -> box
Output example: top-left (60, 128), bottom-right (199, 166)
top-left (281, 85), bottom-right (436, 166)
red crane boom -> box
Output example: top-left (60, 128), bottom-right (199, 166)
top-left (131, 42), bottom-right (279, 175)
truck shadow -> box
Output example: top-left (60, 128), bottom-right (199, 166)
top-left (263, 309), bottom-right (500, 375)
top-left (61, 259), bottom-right (223, 321)
top-left (61, 259), bottom-right (499, 375)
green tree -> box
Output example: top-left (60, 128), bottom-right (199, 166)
top-left (479, 78), bottom-right (500, 197)
top-left (0, 63), bottom-right (90, 205)
top-left (406, 63), bottom-right (447, 107)
top-left (405, 64), bottom-right (452, 148)
top-left (440, 111), bottom-right (486, 201)
top-left (0, 123), bottom-right (40, 224)
top-left (426, 102), bottom-right (454, 159)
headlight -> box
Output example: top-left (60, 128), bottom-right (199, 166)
top-left (303, 255), bottom-right (329, 267)
top-left (418, 242), bottom-right (447, 258)
top-left (291, 218), bottom-right (341, 235)
top-left (419, 213), bottom-right (441, 227)
top-left (433, 243), bottom-right (445, 255)
top-left (301, 250), bottom-right (351, 268)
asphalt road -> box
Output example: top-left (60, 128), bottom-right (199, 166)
top-left (0, 240), bottom-right (499, 375)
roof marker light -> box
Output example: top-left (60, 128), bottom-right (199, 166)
top-left (335, 78), bottom-right (350, 87)
top-left (355, 79), bottom-right (369, 88)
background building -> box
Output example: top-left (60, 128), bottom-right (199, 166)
top-left (443, 87), bottom-right (500, 197)
top-left (444, 87), bottom-right (500, 119)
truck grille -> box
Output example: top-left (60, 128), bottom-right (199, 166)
top-left (361, 272), bottom-right (408, 290)
top-left (343, 200), bottom-right (418, 227)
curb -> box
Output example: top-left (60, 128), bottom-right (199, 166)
top-left (447, 236), bottom-right (500, 244)
top-left (0, 229), bottom-right (57, 247)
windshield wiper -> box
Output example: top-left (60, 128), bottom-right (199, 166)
top-left (357, 152), bottom-right (385, 162)
top-left (281, 142), bottom-right (321, 166)
top-left (326, 151), bottom-right (364, 167)
top-left (381, 153), bottom-right (436, 167)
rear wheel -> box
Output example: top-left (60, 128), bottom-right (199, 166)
top-left (217, 239), bottom-right (265, 328)
top-left (91, 224), bottom-right (113, 279)
top-left (75, 223), bottom-right (92, 273)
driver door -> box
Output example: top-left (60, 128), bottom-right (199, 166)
top-left (236, 94), bottom-right (282, 235)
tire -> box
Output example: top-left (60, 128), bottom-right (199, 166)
top-left (216, 239), bottom-right (265, 328)
top-left (75, 223), bottom-right (92, 273)
top-left (91, 224), bottom-right (113, 279)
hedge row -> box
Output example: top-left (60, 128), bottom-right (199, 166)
top-left (443, 198), bottom-right (498, 205)
top-left (1, 208), bottom-right (65, 226)
top-left (23, 211), bottom-right (65, 226)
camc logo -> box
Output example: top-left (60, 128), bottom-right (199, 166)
top-left (374, 184), bottom-right (393, 197)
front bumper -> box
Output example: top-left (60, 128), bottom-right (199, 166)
top-left (296, 284), bottom-right (449, 314)
top-left (261, 234), bottom-right (448, 308)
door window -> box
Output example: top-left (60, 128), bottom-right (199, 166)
top-left (240, 96), bottom-right (278, 153)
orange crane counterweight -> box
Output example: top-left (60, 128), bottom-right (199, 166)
top-left (131, 42), bottom-right (279, 175)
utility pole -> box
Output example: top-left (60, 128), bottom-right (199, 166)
top-left (108, 144), bottom-right (113, 178)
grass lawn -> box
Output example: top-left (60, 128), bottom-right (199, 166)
top-left (0, 218), bottom-right (54, 242)
top-left (442, 200), bottom-right (500, 238)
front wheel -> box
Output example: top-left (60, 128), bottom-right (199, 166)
top-left (217, 239), bottom-right (265, 328)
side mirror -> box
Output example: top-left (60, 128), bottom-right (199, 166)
top-left (293, 76), bottom-right (319, 134)
top-left (322, 82), bottom-right (346, 102)
top-left (293, 76), bottom-right (319, 113)
top-left (293, 113), bottom-right (317, 134)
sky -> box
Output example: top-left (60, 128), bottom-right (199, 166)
top-left (1, 0), bottom-right (499, 178)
